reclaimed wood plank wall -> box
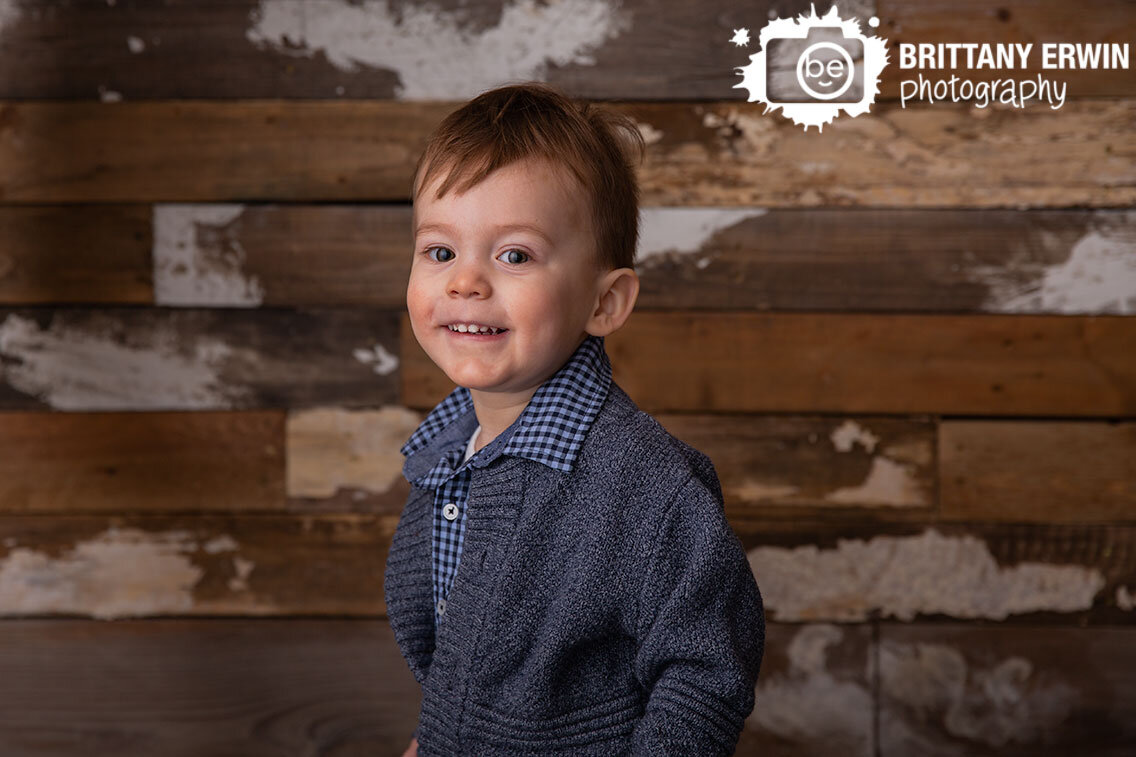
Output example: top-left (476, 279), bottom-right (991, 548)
top-left (0, 0), bottom-right (1133, 754)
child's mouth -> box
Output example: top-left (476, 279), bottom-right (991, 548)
top-left (444, 323), bottom-right (509, 338)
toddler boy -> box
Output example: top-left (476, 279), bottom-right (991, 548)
top-left (385, 82), bottom-right (764, 756)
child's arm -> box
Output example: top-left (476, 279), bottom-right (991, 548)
top-left (630, 471), bottom-right (765, 756)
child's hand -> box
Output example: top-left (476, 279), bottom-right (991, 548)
top-left (400, 736), bottom-right (418, 756)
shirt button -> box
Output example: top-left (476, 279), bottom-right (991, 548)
top-left (436, 598), bottom-right (447, 616)
top-left (443, 502), bottom-right (459, 521)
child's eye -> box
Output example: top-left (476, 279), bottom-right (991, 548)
top-left (424, 246), bottom-right (454, 262)
top-left (498, 249), bottom-right (530, 265)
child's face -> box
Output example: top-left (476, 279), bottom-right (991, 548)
top-left (408, 157), bottom-right (606, 400)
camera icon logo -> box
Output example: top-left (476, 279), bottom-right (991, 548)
top-left (734, 5), bottom-right (889, 131)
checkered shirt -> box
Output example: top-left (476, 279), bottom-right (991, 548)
top-left (399, 334), bottom-right (613, 627)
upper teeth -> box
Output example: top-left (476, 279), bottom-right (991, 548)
top-left (449, 323), bottom-right (504, 334)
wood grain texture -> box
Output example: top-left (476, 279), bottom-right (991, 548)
top-left (0, 307), bottom-right (401, 411)
top-left (657, 413), bottom-right (936, 519)
top-left (400, 312), bottom-right (1136, 416)
top-left (0, 618), bottom-right (420, 757)
top-left (0, 1), bottom-right (1129, 100)
top-left (878, 623), bottom-right (1136, 756)
top-left (0, 410), bottom-right (286, 515)
top-left (18, 203), bottom-right (1113, 313)
top-left (0, 514), bottom-right (394, 618)
top-left (0, 100), bottom-right (1131, 206)
top-left (940, 420), bottom-right (1136, 524)
top-left (0, 205), bottom-right (151, 305)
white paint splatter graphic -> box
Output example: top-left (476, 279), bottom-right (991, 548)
top-left (748, 528), bottom-right (1106, 621)
top-left (153, 204), bottom-right (266, 307)
top-left (0, 313), bottom-right (250, 410)
top-left (734, 5), bottom-right (889, 132)
top-left (353, 343), bottom-right (399, 375)
top-left (246, 0), bottom-right (631, 99)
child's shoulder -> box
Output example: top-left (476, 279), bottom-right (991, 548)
top-left (576, 380), bottom-right (723, 508)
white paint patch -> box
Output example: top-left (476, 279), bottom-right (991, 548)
top-left (824, 455), bottom-right (926, 507)
top-left (637, 208), bottom-right (767, 266)
top-left (228, 556), bottom-right (256, 592)
top-left (0, 313), bottom-right (250, 410)
top-left (245, 0), bottom-right (631, 99)
top-left (746, 624), bottom-right (874, 756)
top-left (635, 119), bottom-right (664, 146)
top-left (126, 35), bottom-right (145, 53)
top-left (747, 528), bottom-right (1106, 622)
top-left (729, 478), bottom-right (801, 503)
top-left (0, 0), bottom-right (19, 35)
top-left (1117, 585), bottom-right (1135, 611)
top-left (880, 640), bottom-right (1077, 750)
top-left (202, 534), bottom-right (240, 554)
top-left (153, 204), bottom-right (266, 307)
top-left (353, 343), bottom-right (399, 375)
top-left (0, 527), bottom-right (204, 619)
top-left (98, 85), bottom-right (123, 102)
top-left (972, 212), bottom-right (1136, 314)
top-left (831, 420), bottom-right (880, 453)
top-left (287, 405), bottom-right (421, 498)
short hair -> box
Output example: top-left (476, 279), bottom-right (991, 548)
top-left (411, 82), bottom-right (646, 272)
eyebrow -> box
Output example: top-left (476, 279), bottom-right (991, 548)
top-left (414, 221), bottom-right (554, 246)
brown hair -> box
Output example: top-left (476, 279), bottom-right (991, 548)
top-left (411, 82), bottom-right (646, 272)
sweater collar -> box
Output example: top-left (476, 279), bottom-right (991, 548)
top-left (400, 334), bottom-right (612, 488)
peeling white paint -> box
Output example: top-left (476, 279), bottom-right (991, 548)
top-left (202, 535), bottom-right (239, 554)
top-left (246, 0), bottom-right (631, 99)
top-left (747, 528), bottom-right (1106, 622)
top-left (0, 313), bottom-right (250, 410)
top-left (0, 0), bottom-right (19, 35)
top-left (0, 527), bottom-right (204, 619)
top-left (97, 85), bottom-right (123, 103)
top-left (830, 420), bottom-right (880, 454)
top-left (972, 212), bottom-right (1136, 314)
top-left (126, 35), bottom-right (145, 53)
top-left (825, 456), bottom-right (926, 507)
top-left (746, 624), bottom-right (873, 756)
top-left (353, 343), bottom-right (399, 375)
top-left (228, 557), bottom-right (256, 592)
top-left (729, 478), bottom-right (800, 503)
top-left (1117, 585), bottom-right (1135, 611)
top-left (635, 120), bottom-right (664, 146)
top-left (880, 640), bottom-right (1077, 750)
top-left (287, 405), bottom-right (421, 498)
top-left (153, 204), bottom-right (266, 307)
top-left (637, 208), bottom-right (767, 266)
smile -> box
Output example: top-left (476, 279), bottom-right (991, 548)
top-left (445, 322), bottom-right (508, 335)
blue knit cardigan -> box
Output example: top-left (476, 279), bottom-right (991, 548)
top-left (385, 380), bottom-right (765, 755)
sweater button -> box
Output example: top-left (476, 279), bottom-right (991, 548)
top-left (443, 502), bottom-right (459, 521)
top-left (436, 598), bottom-right (446, 616)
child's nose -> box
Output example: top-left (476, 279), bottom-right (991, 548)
top-left (447, 256), bottom-right (491, 298)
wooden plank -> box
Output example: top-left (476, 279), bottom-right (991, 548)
top-left (0, 205), bottom-right (151, 305)
top-left (0, 307), bottom-right (400, 411)
top-left (656, 413), bottom-right (936, 519)
top-left (400, 312), bottom-right (1136, 416)
top-left (878, 624), bottom-right (1136, 756)
top-left (133, 204), bottom-right (1136, 314)
top-left (0, 411), bottom-right (286, 515)
top-left (0, 1), bottom-right (1129, 101)
top-left (0, 514), bottom-right (394, 618)
top-left (0, 618), bottom-right (420, 757)
top-left (0, 100), bottom-right (1131, 206)
top-left (739, 623), bottom-right (875, 757)
top-left (739, 521), bottom-right (1136, 625)
top-left (878, 0), bottom-right (1136, 99)
top-left (941, 420), bottom-right (1136, 524)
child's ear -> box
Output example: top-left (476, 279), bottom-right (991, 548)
top-left (586, 267), bottom-right (640, 337)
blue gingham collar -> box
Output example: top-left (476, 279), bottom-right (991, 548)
top-left (400, 334), bottom-right (612, 488)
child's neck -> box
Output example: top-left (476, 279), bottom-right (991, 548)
top-left (468, 386), bottom-right (539, 453)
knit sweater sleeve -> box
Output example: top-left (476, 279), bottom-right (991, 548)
top-left (630, 471), bottom-right (765, 756)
